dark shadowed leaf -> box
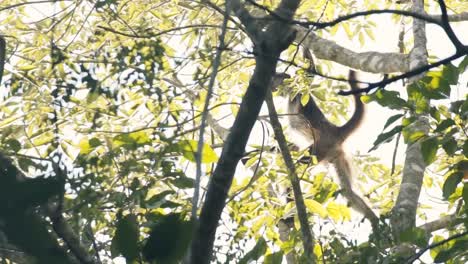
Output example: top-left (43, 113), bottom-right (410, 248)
top-left (5, 138), bottom-right (21, 152)
top-left (112, 214), bottom-right (139, 262)
top-left (372, 90), bottom-right (407, 109)
top-left (370, 125), bottom-right (403, 152)
top-left (458, 55), bottom-right (468, 72)
top-left (170, 175), bottom-right (195, 188)
top-left (383, 114), bottom-right (404, 130)
top-left (434, 119), bottom-right (455, 133)
top-left (442, 172), bottom-right (463, 199)
top-left (442, 138), bottom-right (457, 155)
top-left (421, 137), bottom-right (438, 165)
top-left (441, 63), bottom-right (459, 85)
top-left (434, 236), bottom-right (468, 262)
top-left (142, 213), bottom-right (192, 263)
top-left (142, 190), bottom-right (174, 209)
top-left (264, 251), bottom-right (284, 264)
top-left (400, 227), bottom-right (428, 248)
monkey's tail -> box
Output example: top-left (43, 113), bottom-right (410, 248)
top-left (339, 70), bottom-right (365, 139)
top-left (332, 152), bottom-right (379, 229)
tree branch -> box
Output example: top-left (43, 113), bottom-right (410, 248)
top-left (295, 27), bottom-right (409, 73)
top-left (390, 0), bottom-right (429, 241)
top-left (189, 0), bottom-right (301, 262)
top-left (436, 0), bottom-right (464, 50)
top-left (265, 89), bottom-right (315, 260)
top-left (418, 214), bottom-right (465, 233)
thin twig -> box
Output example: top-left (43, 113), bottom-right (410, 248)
top-left (405, 230), bottom-right (468, 263)
top-left (191, 0), bottom-right (231, 222)
top-left (338, 51), bottom-right (467, 95)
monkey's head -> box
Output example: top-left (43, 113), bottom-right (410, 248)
top-left (270, 73), bottom-right (291, 92)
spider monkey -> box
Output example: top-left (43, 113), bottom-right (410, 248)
top-left (288, 71), bottom-right (379, 228)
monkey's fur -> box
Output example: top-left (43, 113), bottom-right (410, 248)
top-left (288, 71), bottom-right (379, 227)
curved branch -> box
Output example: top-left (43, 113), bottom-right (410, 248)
top-left (295, 26), bottom-right (409, 73)
top-left (418, 214), bottom-right (465, 233)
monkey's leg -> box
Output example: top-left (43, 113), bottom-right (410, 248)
top-left (333, 153), bottom-right (379, 229)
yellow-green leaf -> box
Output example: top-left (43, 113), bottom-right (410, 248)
top-left (178, 140), bottom-right (218, 163)
top-left (300, 93), bottom-right (310, 106)
top-left (18, 64), bottom-right (36, 71)
top-left (304, 199), bottom-right (327, 218)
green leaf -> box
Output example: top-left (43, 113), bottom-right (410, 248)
top-left (5, 138), bottom-right (21, 152)
top-left (177, 140), bottom-right (218, 163)
top-left (143, 190), bottom-right (174, 209)
top-left (239, 237), bottom-right (267, 264)
top-left (301, 93), bottom-right (310, 105)
top-left (370, 125), bottom-right (403, 151)
top-left (399, 227), bottom-right (428, 247)
top-left (304, 199), bottom-right (328, 218)
top-left (113, 131), bottom-right (151, 149)
top-left (31, 131), bottom-right (54, 146)
top-left (454, 159), bottom-right (467, 172)
top-left (18, 64), bottom-right (36, 71)
top-left (402, 117), bottom-right (416, 127)
top-left (112, 214), bottom-right (139, 263)
top-left (441, 63), bottom-right (459, 85)
top-left (421, 73), bottom-right (451, 100)
top-left (89, 137), bottom-right (102, 148)
top-left (327, 201), bottom-right (350, 221)
top-left (169, 175), bottom-right (195, 189)
top-left (458, 55), bottom-right (468, 72)
top-left (449, 100), bottom-right (464, 114)
top-left (442, 172), bottom-right (463, 199)
top-left (442, 138), bottom-right (457, 155)
top-left (142, 213), bottom-right (193, 264)
top-left (421, 137), bottom-right (438, 165)
top-left (383, 114), bottom-right (404, 130)
top-left (160, 200), bottom-right (182, 208)
top-left (434, 236), bottom-right (468, 262)
top-left (78, 138), bottom-right (102, 154)
top-left (372, 90), bottom-right (407, 109)
top-left (434, 119), bottom-right (455, 133)
top-left (430, 106), bottom-right (441, 121)
top-left (403, 129), bottom-right (425, 144)
top-left (264, 251), bottom-right (284, 264)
